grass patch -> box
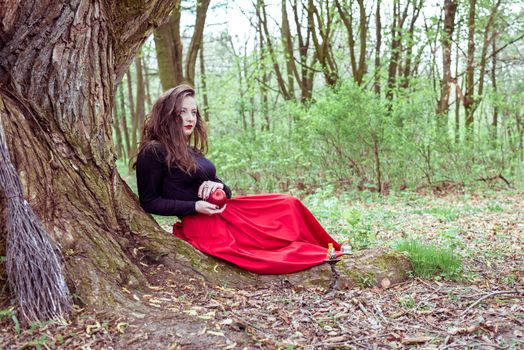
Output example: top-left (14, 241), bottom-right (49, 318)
top-left (414, 207), bottom-right (460, 222)
top-left (394, 239), bottom-right (462, 280)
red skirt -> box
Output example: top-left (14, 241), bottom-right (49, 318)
top-left (173, 194), bottom-right (341, 274)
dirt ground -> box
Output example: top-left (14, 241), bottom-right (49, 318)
top-left (1, 190), bottom-right (523, 349)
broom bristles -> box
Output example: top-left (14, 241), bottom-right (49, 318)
top-left (1, 118), bottom-right (72, 323)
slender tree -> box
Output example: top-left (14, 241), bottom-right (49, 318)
top-left (464, 0), bottom-right (476, 128)
top-left (374, 0), bottom-right (382, 95)
top-left (436, 0), bottom-right (457, 117)
top-left (199, 39), bottom-right (210, 122)
top-left (335, 0), bottom-right (367, 86)
top-left (153, 0), bottom-right (210, 90)
top-left (307, 0), bottom-right (339, 86)
top-left (135, 56), bottom-right (146, 141)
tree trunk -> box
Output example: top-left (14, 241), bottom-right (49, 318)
top-left (281, 0), bottom-right (296, 100)
top-left (127, 70), bottom-right (138, 168)
top-left (290, 0), bottom-right (316, 101)
top-left (491, 31), bottom-right (498, 133)
top-left (477, 0), bottom-right (501, 109)
top-left (436, 0), bottom-right (457, 117)
top-left (135, 56), bottom-right (146, 142)
top-left (0, 0), bottom-right (182, 308)
top-left (307, 0), bottom-right (338, 86)
top-left (184, 0), bottom-right (211, 86)
top-left (374, 0), bottom-right (382, 95)
top-left (199, 39), bottom-right (210, 122)
top-left (464, 0), bottom-right (476, 129)
top-left (0, 0), bottom-right (411, 317)
top-left (113, 103), bottom-right (124, 160)
top-left (142, 44), bottom-right (153, 109)
top-left (386, 0), bottom-right (409, 101)
top-left (153, 15), bottom-right (178, 90)
top-left (119, 85), bottom-right (131, 161)
top-left (400, 0), bottom-right (423, 89)
top-left (336, 0), bottom-right (367, 86)
top-left (257, 0), bottom-right (292, 101)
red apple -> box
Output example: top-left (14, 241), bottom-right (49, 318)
top-left (207, 188), bottom-right (228, 208)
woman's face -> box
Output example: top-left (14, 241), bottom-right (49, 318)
top-left (178, 96), bottom-right (198, 137)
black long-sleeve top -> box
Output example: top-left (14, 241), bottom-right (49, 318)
top-left (136, 143), bottom-right (232, 217)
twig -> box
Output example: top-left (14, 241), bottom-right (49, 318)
top-left (459, 290), bottom-right (524, 317)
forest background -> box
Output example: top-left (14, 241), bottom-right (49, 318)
top-left (1, 0), bottom-right (523, 348)
top-left (114, 0), bottom-right (524, 203)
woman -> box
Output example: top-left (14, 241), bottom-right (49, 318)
top-left (136, 84), bottom-right (341, 274)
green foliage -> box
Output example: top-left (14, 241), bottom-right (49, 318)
top-left (394, 238), bottom-right (462, 280)
top-left (0, 307), bottom-right (20, 334)
top-left (341, 208), bottom-right (375, 250)
top-left (414, 207), bottom-right (460, 222)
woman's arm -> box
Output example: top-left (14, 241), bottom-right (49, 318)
top-left (136, 146), bottom-right (197, 217)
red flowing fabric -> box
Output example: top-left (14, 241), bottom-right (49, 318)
top-left (173, 194), bottom-right (341, 274)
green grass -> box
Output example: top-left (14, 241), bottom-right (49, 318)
top-left (394, 239), bottom-right (462, 280)
top-left (413, 206), bottom-right (461, 222)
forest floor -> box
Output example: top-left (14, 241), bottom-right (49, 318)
top-left (1, 189), bottom-right (523, 349)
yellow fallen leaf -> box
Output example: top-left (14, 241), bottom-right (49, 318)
top-left (207, 330), bottom-right (225, 337)
top-left (86, 322), bottom-right (101, 335)
top-left (116, 322), bottom-right (128, 334)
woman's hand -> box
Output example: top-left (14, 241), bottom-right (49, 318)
top-left (195, 200), bottom-right (226, 216)
top-left (198, 181), bottom-right (224, 200)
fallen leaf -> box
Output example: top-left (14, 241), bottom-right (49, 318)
top-left (401, 336), bottom-right (433, 345)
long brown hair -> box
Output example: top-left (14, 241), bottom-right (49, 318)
top-left (138, 84), bottom-right (208, 173)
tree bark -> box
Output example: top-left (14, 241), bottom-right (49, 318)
top-left (113, 103), bottom-right (124, 160)
top-left (436, 0), bottom-right (457, 117)
top-left (281, 0), bottom-right (296, 100)
top-left (257, 0), bottom-right (292, 101)
top-left (491, 31), bottom-right (498, 132)
top-left (307, 0), bottom-right (339, 86)
top-left (153, 15), bottom-right (178, 90)
top-left (386, 0), bottom-right (409, 101)
top-left (0, 0), bottom-right (181, 308)
top-left (464, 0), bottom-right (476, 128)
top-left (127, 70), bottom-right (138, 168)
top-left (135, 56), bottom-right (146, 142)
top-left (184, 0), bottom-right (211, 86)
top-left (374, 0), bottom-right (382, 95)
top-left (199, 39), bottom-right (210, 122)
top-left (119, 85), bottom-right (131, 161)
top-left (290, 0), bottom-right (316, 101)
top-left (336, 0), bottom-right (367, 85)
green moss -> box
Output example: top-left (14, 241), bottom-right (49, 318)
top-left (344, 269), bottom-right (376, 288)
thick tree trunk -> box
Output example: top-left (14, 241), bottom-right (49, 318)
top-left (0, 0), bottom-right (251, 309)
top-left (153, 16), bottom-right (178, 90)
